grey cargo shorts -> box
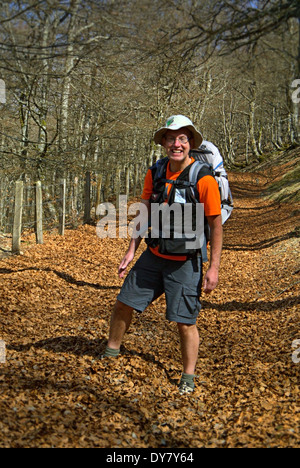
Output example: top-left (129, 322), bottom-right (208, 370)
top-left (117, 249), bottom-right (202, 325)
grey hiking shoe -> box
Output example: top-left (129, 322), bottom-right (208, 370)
top-left (100, 347), bottom-right (120, 360)
top-left (178, 381), bottom-right (195, 396)
top-left (99, 353), bottom-right (119, 360)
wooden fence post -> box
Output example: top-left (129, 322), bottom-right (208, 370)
top-left (71, 176), bottom-right (79, 228)
top-left (115, 167), bottom-right (121, 210)
top-left (12, 180), bottom-right (23, 254)
top-left (104, 172), bottom-right (110, 202)
top-left (59, 179), bottom-right (66, 235)
top-left (35, 181), bottom-right (43, 244)
top-left (95, 174), bottom-right (102, 220)
top-left (133, 163), bottom-right (140, 197)
top-left (84, 172), bottom-right (91, 224)
top-left (125, 166), bottom-right (130, 197)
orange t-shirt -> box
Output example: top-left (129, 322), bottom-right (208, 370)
top-left (141, 158), bottom-right (221, 260)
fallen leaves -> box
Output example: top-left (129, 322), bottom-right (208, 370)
top-left (0, 168), bottom-right (299, 448)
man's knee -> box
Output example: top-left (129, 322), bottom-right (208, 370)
top-left (114, 300), bottom-right (134, 316)
top-left (111, 300), bottom-right (134, 326)
top-left (177, 322), bottom-right (198, 336)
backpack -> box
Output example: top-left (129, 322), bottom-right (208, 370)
top-left (147, 141), bottom-right (233, 260)
top-left (146, 156), bottom-right (214, 258)
top-left (191, 141), bottom-right (234, 224)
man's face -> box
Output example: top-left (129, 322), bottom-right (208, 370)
top-left (162, 128), bottom-right (193, 166)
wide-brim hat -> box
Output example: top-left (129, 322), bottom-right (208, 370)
top-left (154, 115), bottom-right (203, 148)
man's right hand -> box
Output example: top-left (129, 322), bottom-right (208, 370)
top-left (117, 200), bottom-right (149, 279)
top-left (118, 250), bottom-right (135, 278)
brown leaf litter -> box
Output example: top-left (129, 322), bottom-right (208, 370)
top-left (0, 169), bottom-right (299, 448)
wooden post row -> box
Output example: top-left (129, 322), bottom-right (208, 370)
top-left (12, 179), bottom-right (67, 254)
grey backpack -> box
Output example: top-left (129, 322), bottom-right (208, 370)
top-left (190, 140), bottom-right (234, 224)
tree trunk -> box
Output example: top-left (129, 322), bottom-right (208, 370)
top-left (59, 0), bottom-right (80, 153)
top-left (249, 99), bottom-right (263, 161)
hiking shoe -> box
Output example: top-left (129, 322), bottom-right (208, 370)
top-left (100, 347), bottom-right (120, 360)
top-left (178, 381), bottom-right (194, 396)
top-left (99, 353), bottom-right (118, 360)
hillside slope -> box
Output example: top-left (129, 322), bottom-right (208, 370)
top-left (0, 163), bottom-right (299, 448)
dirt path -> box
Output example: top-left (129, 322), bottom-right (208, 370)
top-left (0, 171), bottom-right (299, 448)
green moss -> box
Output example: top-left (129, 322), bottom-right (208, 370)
top-left (265, 166), bottom-right (300, 202)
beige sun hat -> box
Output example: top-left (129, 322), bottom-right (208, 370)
top-left (154, 115), bottom-right (203, 148)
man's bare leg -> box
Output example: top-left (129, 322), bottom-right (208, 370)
top-left (105, 300), bottom-right (134, 355)
top-left (177, 323), bottom-right (199, 393)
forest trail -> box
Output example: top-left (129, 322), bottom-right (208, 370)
top-left (0, 167), bottom-right (299, 448)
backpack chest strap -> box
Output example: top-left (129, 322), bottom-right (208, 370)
top-left (157, 178), bottom-right (196, 203)
top-left (161, 178), bottom-right (195, 187)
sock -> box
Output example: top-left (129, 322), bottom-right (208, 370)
top-left (104, 346), bottom-right (120, 358)
top-left (180, 373), bottom-right (195, 389)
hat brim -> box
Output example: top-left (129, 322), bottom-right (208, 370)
top-left (154, 125), bottom-right (203, 148)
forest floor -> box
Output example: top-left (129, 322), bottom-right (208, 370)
top-left (0, 154), bottom-right (299, 448)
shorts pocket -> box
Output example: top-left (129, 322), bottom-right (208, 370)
top-left (177, 286), bottom-right (201, 320)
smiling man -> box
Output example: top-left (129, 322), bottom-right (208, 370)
top-left (154, 115), bottom-right (200, 172)
top-left (102, 115), bottom-right (223, 396)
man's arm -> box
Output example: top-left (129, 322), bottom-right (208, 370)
top-left (118, 199), bottom-right (150, 278)
top-left (203, 214), bottom-right (223, 293)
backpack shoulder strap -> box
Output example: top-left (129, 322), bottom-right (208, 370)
top-left (150, 157), bottom-right (169, 181)
top-left (149, 157), bottom-right (170, 203)
top-left (188, 160), bottom-right (214, 201)
top-left (150, 157), bottom-right (213, 203)
top-left (189, 160), bottom-right (214, 184)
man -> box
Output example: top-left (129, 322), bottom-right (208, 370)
top-left (103, 115), bottom-right (223, 395)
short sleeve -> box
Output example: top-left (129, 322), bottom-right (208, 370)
top-left (197, 175), bottom-right (221, 216)
top-left (141, 169), bottom-right (153, 200)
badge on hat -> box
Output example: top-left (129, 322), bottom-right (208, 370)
top-left (166, 117), bottom-right (175, 127)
